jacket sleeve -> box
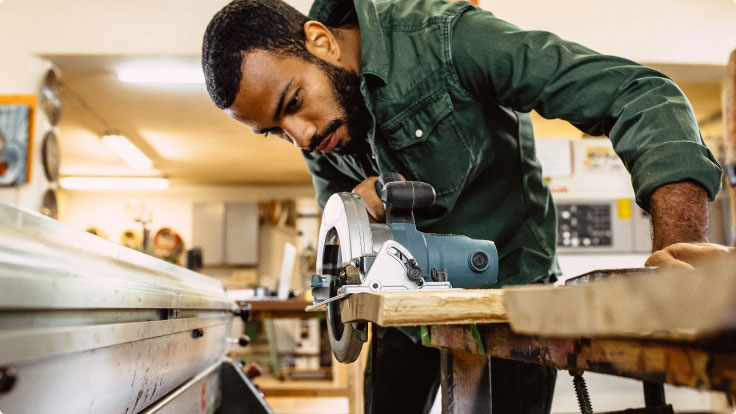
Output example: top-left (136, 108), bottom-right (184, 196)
top-left (450, 6), bottom-right (722, 211)
top-left (301, 150), bottom-right (362, 211)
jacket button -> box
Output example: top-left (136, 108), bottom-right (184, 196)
top-left (415, 129), bottom-right (423, 138)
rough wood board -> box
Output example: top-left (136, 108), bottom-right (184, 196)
top-left (503, 255), bottom-right (736, 340)
top-left (429, 324), bottom-right (736, 395)
top-left (339, 289), bottom-right (507, 326)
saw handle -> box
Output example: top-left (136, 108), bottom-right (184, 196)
top-left (375, 173), bottom-right (436, 210)
top-left (375, 172), bottom-right (404, 190)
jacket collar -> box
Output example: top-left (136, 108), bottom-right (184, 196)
top-left (309, 0), bottom-right (389, 84)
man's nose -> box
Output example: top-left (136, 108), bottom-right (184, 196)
top-left (282, 118), bottom-right (315, 149)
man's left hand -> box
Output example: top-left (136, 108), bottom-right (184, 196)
top-left (645, 242), bottom-right (735, 270)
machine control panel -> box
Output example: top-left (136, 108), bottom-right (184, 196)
top-left (554, 200), bottom-right (651, 253)
top-left (557, 204), bottom-right (612, 248)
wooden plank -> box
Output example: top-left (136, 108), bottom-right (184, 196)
top-left (246, 299), bottom-right (313, 312)
top-left (339, 289), bottom-right (507, 326)
top-left (255, 380), bottom-right (348, 397)
top-left (244, 299), bottom-right (320, 320)
top-left (429, 324), bottom-right (736, 395)
top-left (724, 49), bottom-right (736, 176)
top-left (725, 49), bottom-right (736, 241)
top-left (503, 256), bottom-right (736, 340)
top-left (347, 337), bottom-right (369, 414)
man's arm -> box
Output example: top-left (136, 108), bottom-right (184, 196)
top-left (449, 7), bottom-right (723, 213)
top-left (449, 7), bottom-right (726, 267)
top-left (649, 180), bottom-right (709, 251)
top-left (645, 181), bottom-right (736, 268)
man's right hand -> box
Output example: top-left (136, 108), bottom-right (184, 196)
top-left (352, 176), bottom-right (385, 223)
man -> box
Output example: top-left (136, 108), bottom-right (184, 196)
top-left (201, 0), bottom-right (724, 411)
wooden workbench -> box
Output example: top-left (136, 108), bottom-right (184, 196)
top-left (338, 255), bottom-right (736, 412)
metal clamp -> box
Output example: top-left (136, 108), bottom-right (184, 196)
top-left (232, 303), bottom-right (252, 322)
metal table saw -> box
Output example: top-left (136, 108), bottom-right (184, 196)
top-left (0, 202), bottom-right (271, 413)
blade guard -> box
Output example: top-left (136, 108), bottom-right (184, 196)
top-left (316, 193), bottom-right (374, 271)
top-left (314, 193), bottom-right (374, 301)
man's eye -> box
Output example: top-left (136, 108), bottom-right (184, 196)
top-left (264, 128), bottom-right (283, 138)
top-left (286, 92), bottom-right (299, 112)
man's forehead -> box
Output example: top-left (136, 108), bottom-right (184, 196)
top-left (240, 50), bottom-right (312, 83)
top-left (228, 51), bottom-right (297, 125)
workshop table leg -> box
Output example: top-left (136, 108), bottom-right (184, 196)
top-left (643, 381), bottom-right (666, 407)
top-left (440, 349), bottom-right (491, 414)
top-left (264, 319), bottom-right (281, 378)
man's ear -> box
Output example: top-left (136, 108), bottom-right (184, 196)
top-left (303, 21), bottom-right (341, 64)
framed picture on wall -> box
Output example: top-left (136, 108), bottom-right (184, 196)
top-left (0, 95), bottom-right (36, 186)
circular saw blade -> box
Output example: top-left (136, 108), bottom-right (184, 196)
top-left (317, 193), bottom-right (374, 363)
top-left (326, 272), bottom-right (368, 363)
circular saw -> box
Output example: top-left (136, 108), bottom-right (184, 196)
top-left (307, 173), bottom-right (499, 363)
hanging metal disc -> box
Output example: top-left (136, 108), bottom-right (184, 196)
top-left (41, 130), bottom-right (60, 182)
top-left (39, 68), bottom-right (62, 126)
top-left (41, 188), bottom-right (58, 220)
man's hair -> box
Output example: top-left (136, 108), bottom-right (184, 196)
top-left (202, 0), bottom-right (312, 109)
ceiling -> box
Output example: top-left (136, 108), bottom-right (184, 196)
top-left (50, 54), bottom-right (728, 186)
top-left (51, 55), bottom-right (313, 186)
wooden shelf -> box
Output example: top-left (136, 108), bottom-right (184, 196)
top-left (254, 376), bottom-right (348, 397)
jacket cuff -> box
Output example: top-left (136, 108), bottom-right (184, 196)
top-left (630, 140), bottom-right (723, 211)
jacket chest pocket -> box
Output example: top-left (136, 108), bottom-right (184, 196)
top-left (378, 90), bottom-right (473, 196)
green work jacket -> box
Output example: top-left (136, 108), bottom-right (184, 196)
top-left (304, 0), bottom-right (723, 288)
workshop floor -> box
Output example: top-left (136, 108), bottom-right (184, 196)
top-left (263, 373), bottom-right (731, 414)
top-left (265, 397), bottom-right (348, 414)
top-left (265, 396), bottom-right (726, 414)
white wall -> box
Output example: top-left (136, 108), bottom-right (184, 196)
top-left (0, 0), bottom-right (733, 92)
top-left (0, 0), bottom-right (312, 92)
top-left (480, 0), bottom-right (736, 65)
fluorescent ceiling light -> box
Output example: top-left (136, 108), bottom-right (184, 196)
top-left (60, 177), bottom-right (169, 191)
top-left (102, 134), bottom-right (152, 169)
top-left (117, 62), bottom-right (204, 84)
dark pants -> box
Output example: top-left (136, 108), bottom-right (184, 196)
top-left (364, 325), bottom-right (556, 414)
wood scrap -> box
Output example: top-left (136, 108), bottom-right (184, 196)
top-left (339, 289), bottom-right (507, 326)
top-left (503, 255), bottom-right (736, 340)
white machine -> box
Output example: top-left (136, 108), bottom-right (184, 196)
top-left (0, 203), bottom-right (271, 414)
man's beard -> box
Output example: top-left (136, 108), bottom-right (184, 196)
top-left (306, 59), bottom-right (372, 156)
